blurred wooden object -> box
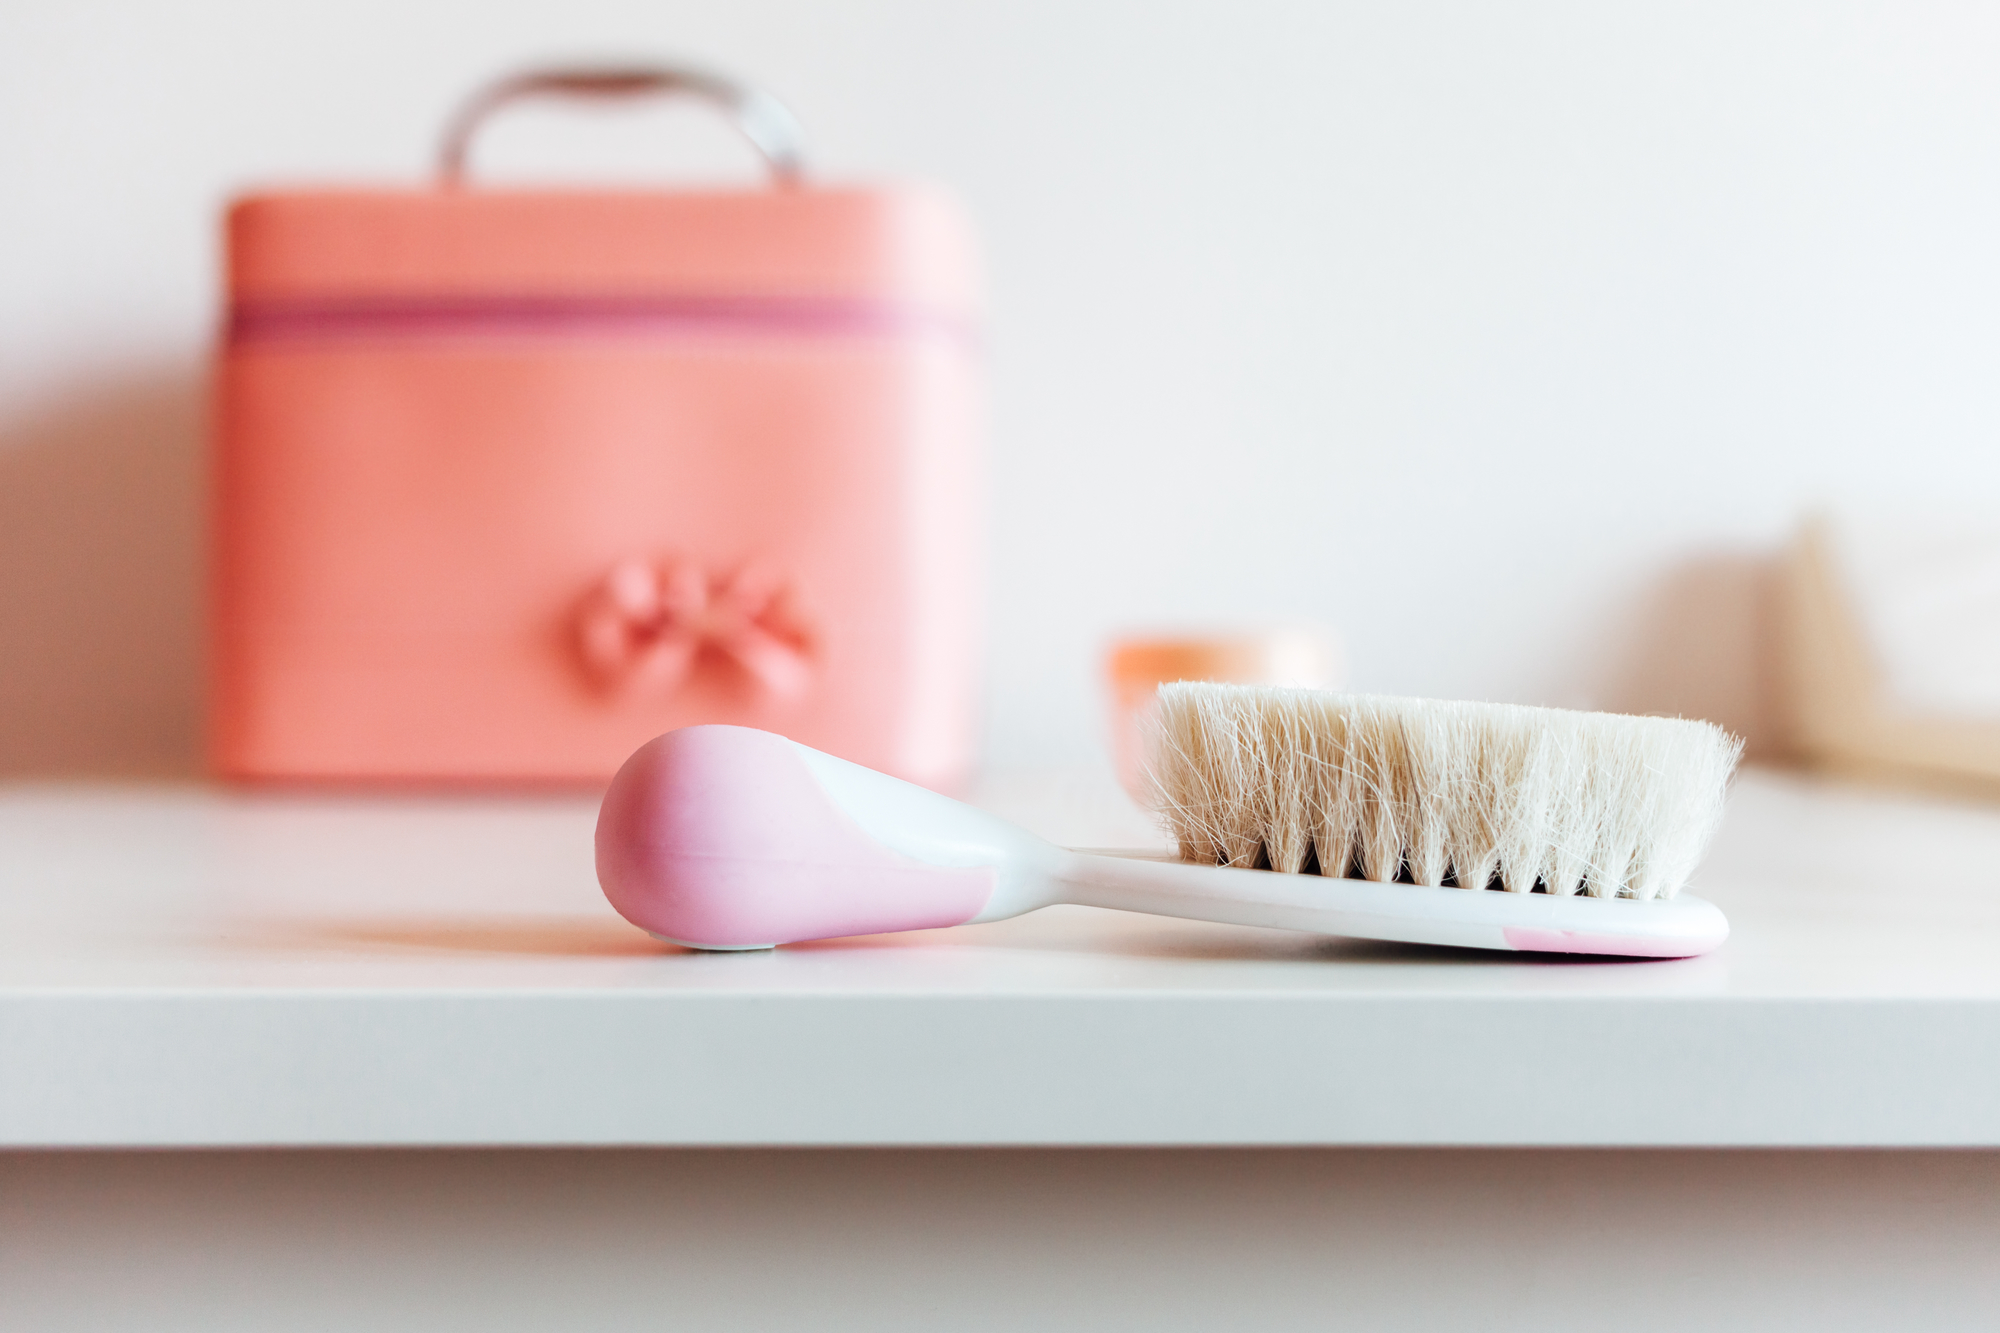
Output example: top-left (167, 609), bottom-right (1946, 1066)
top-left (1780, 513), bottom-right (2000, 793)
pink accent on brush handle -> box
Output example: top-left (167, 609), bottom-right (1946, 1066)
top-left (596, 725), bottom-right (994, 948)
top-left (1502, 926), bottom-right (1728, 959)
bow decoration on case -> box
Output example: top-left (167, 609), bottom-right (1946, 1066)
top-left (576, 558), bottom-right (816, 700)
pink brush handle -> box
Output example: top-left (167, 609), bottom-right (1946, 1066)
top-left (596, 726), bottom-right (994, 949)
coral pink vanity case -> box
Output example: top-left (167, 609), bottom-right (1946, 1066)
top-left (211, 68), bottom-right (983, 788)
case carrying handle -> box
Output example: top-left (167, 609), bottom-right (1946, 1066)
top-left (437, 65), bottom-right (807, 187)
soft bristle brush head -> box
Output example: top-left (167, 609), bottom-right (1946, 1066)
top-left (1145, 684), bottom-right (1743, 901)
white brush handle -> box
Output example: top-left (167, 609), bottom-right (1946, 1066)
top-left (1049, 849), bottom-right (1728, 956)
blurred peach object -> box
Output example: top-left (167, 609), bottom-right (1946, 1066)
top-left (209, 67), bottom-right (983, 788)
top-left (1104, 628), bottom-right (1341, 800)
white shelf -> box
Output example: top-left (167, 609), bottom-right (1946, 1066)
top-left (3, 768), bottom-right (1998, 1147)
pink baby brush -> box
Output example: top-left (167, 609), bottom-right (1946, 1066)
top-left (598, 686), bottom-right (1739, 957)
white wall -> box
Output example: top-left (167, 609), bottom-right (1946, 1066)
top-left (7, 1), bottom-right (2000, 773)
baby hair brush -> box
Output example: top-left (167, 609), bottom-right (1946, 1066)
top-left (596, 685), bottom-right (1742, 957)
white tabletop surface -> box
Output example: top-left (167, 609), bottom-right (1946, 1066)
top-left (3, 766), bottom-right (1997, 1147)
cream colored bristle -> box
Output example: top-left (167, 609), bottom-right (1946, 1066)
top-left (1144, 685), bottom-right (1743, 900)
